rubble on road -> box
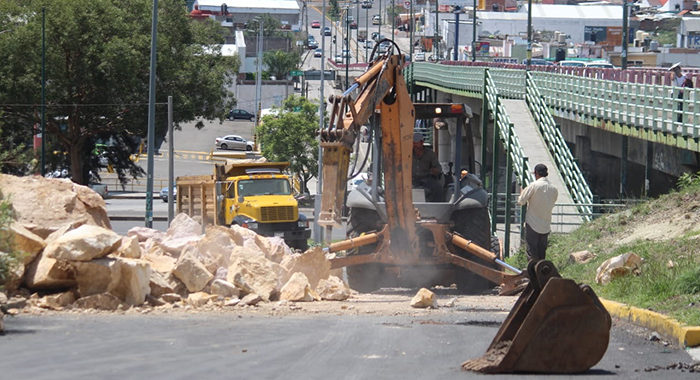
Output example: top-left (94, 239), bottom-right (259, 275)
top-left (410, 288), bottom-right (438, 308)
top-left (0, 173), bottom-right (362, 317)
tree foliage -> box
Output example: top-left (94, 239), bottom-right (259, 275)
top-left (263, 50), bottom-right (300, 80)
top-left (256, 95), bottom-right (319, 194)
top-left (329, 0), bottom-right (340, 21)
top-left (0, 0), bottom-right (239, 184)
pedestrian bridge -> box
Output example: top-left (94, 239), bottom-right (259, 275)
top-left (403, 62), bottom-right (699, 249)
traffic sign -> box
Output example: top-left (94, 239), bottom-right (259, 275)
top-left (290, 70), bottom-right (303, 77)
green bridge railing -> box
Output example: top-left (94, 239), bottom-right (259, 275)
top-left (525, 72), bottom-right (594, 221)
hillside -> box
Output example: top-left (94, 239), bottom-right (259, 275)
top-left (508, 179), bottom-right (700, 326)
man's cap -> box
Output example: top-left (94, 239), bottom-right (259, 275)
top-left (534, 163), bottom-right (548, 176)
top-left (413, 132), bottom-right (424, 142)
top-left (669, 62), bottom-right (682, 71)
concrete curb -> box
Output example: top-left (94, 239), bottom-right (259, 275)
top-left (601, 298), bottom-right (700, 348)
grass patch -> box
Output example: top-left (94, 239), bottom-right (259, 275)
top-left (505, 182), bottom-right (700, 326)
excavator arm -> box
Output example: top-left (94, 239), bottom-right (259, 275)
top-left (319, 49), bottom-right (418, 255)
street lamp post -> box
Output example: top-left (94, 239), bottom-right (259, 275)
top-left (471, 0), bottom-right (476, 62)
top-left (365, 6), bottom-right (369, 61)
top-left (434, 0), bottom-right (439, 60)
top-left (622, 0), bottom-right (629, 69)
top-left (356, 4), bottom-right (360, 62)
top-left (314, 0), bottom-right (328, 243)
top-left (453, 6), bottom-right (460, 60)
top-left (345, 9), bottom-right (350, 89)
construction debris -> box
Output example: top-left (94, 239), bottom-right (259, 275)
top-left (570, 250), bottom-right (596, 264)
top-left (410, 288), bottom-right (438, 308)
top-left (595, 252), bottom-right (644, 285)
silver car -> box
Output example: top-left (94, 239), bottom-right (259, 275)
top-left (215, 135), bottom-right (254, 151)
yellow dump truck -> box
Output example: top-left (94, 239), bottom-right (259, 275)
top-left (176, 161), bottom-right (311, 250)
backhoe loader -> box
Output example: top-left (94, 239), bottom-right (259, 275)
top-left (318, 40), bottom-right (610, 373)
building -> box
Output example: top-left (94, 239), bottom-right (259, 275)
top-left (192, 0), bottom-right (302, 29)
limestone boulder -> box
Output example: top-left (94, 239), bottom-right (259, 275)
top-left (255, 235), bottom-right (292, 263)
top-left (127, 226), bottom-right (166, 243)
top-left (316, 276), bottom-right (351, 301)
top-left (24, 251), bottom-right (76, 290)
top-left (73, 293), bottom-right (121, 311)
top-left (116, 236), bottom-right (142, 259)
top-left (44, 224), bottom-right (121, 261)
top-left (280, 247), bottom-right (330, 289)
top-left (0, 174), bottom-right (110, 238)
top-left (37, 291), bottom-right (76, 310)
top-left (72, 258), bottom-right (119, 297)
top-left (595, 252), bottom-right (644, 285)
top-left (570, 250), bottom-right (596, 264)
top-left (142, 246), bottom-right (177, 274)
top-left (173, 252), bottom-right (214, 293)
top-left (161, 293), bottom-right (182, 303)
top-left (158, 235), bottom-right (201, 257)
top-left (8, 222), bottom-right (46, 265)
top-left (149, 271), bottom-right (175, 298)
top-left (280, 272), bottom-right (318, 302)
top-left (187, 291), bottom-right (216, 307)
top-left (227, 253), bottom-right (285, 301)
top-left (229, 224), bottom-right (259, 245)
top-left (195, 226), bottom-right (238, 273)
top-left (109, 258), bottom-right (151, 305)
top-left (239, 293), bottom-right (262, 306)
top-left (410, 288), bottom-right (437, 308)
top-left (210, 279), bottom-right (239, 298)
top-left (166, 213), bottom-right (202, 238)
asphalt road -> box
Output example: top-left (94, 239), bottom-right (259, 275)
top-left (1, 310), bottom-right (696, 379)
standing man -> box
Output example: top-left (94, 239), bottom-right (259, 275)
top-left (517, 164), bottom-right (558, 262)
top-left (670, 62), bottom-right (693, 123)
top-left (412, 132), bottom-right (443, 202)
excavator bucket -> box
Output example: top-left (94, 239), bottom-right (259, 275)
top-left (462, 260), bottom-right (611, 374)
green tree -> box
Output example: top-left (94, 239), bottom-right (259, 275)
top-left (263, 50), bottom-right (300, 80)
top-left (256, 95), bottom-right (319, 194)
top-left (0, 197), bottom-right (22, 289)
top-left (0, 0), bottom-right (239, 185)
top-left (329, 0), bottom-right (340, 20)
top-left (246, 14), bottom-right (282, 36)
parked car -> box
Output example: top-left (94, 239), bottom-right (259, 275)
top-left (585, 61), bottom-right (614, 69)
top-left (314, 48), bottom-right (323, 58)
top-left (361, 0), bottom-right (372, 8)
top-left (311, 20), bottom-right (321, 28)
top-left (522, 58), bottom-right (553, 66)
top-left (413, 52), bottom-right (426, 62)
top-left (334, 54), bottom-right (343, 64)
top-left (215, 135), bottom-right (254, 151)
top-left (372, 15), bottom-right (381, 25)
top-left (323, 26), bottom-right (331, 36)
top-left (227, 109), bottom-right (254, 121)
top-left (160, 186), bottom-right (177, 203)
top-left (350, 20), bottom-right (358, 29)
top-left (558, 60), bottom-right (586, 67)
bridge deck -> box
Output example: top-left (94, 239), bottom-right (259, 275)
top-left (501, 99), bottom-right (581, 233)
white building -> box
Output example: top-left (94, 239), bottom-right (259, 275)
top-left (193, 0), bottom-right (302, 28)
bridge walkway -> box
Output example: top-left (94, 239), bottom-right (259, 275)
top-left (501, 99), bottom-right (581, 233)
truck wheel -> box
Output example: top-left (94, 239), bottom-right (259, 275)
top-left (450, 206), bottom-right (495, 293)
top-left (288, 239), bottom-right (308, 252)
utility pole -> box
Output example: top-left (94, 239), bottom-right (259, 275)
top-left (378, 0), bottom-right (382, 39)
top-left (434, 0), bottom-right (439, 60)
top-left (167, 95), bottom-right (174, 225)
top-left (315, 0), bottom-right (328, 242)
top-left (41, 7), bottom-right (46, 176)
top-left (453, 6), bottom-right (460, 60)
top-left (365, 6), bottom-right (369, 61)
top-left (254, 21), bottom-right (263, 149)
top-left (526, 0), bottom-right (532, 68)
top-left (356, 4), bottom-right (360, 63)
top-left (410, 0), bottom-right (414, 60)
top-left (471, 0), bottom-right (476, 62)
top-left (145, 0), bottom-right (158, 228)
top-left (622, 0), bottom-right (629, 69)
top-left (345, 8), bottom-right (350, 89)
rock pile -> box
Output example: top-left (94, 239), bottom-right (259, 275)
top-left (0, 174), bottom-right (351, 320)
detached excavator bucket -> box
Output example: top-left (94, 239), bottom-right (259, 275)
top-left (463, 260), bottom-right (611, 374)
